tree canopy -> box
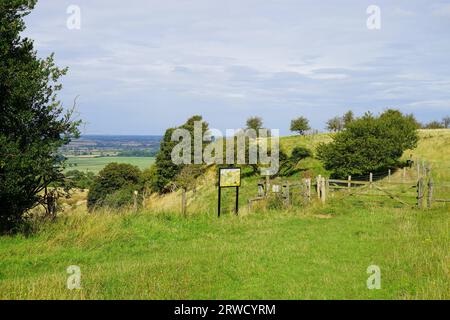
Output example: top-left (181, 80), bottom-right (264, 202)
top-left (152, 115), bottom-right (209, 193)
top-left (317, 110), bottom-right (419, 178)
top-left (290, 117), bottom-right (310, 135)
top-left (246, 116), bottom-right (263, 132)
top-left (0, 0), bottom-right (80, 232)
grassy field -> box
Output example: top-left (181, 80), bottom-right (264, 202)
top-left (65, 156), bottom-right (155, 173)
top-left (0, 204), bottom-right (448, 299)
top-left (0, 130), bottom-right (448, 300)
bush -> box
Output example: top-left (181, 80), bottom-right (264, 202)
top-left (278, 147), bottom-right (312, 176)
top-left (317, 110), bottom-right (419, 178)
top-left (65, 170), bottom-right (95, 190)
top-left (87, 163), bottom-right (142, 210)
top-left (102, 185), bottom-right (140, 209)
top-left (290, 146), bottom-right (312, 162)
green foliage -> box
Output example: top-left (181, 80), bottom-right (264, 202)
top-left (175, 165), bottom-right (205, 191)
top-left (326, 116), bottom-right (344, 132)
top-left (342, 110), bottom-right (354, 127)
top-left (246, 116), bottom-right (263, 131)
top-left (278, 147), bottom-right (312, 176)
top-left (102, 186), bottom-right (139, 209)
top-left (290, 117), bottom-right (310, 135)
top-left (152, 116), bottom-right (209, 193)
top-left (87, 163), bottom-right (142, 210)
top-left (317, 110), bottom-right (419, 178)
top-left (65, 170), bottom-right (95, 190)
top-left (0, 0), bottom-right (80, 232)
top-left (290, 146), bottom-right (313, 162)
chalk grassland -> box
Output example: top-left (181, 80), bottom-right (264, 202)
top-left (0, 130), bottom-right (448, 300)
top-left (65, 157), bottom-right (155, 173)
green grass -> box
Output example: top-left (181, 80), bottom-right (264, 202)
top-left (65, 156), bottom-right (155, 173)
top-left (0, 203), bottom-right (448, 300)
top-left (0, 130), bottom-right (448, 300)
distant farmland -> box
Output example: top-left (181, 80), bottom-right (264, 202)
top-left (65, 156), bottom-right (155, 173)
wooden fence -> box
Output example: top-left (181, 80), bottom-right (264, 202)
top-left (248, 163), bottom-right (450, 210)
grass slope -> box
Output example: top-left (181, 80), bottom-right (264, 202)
top-left (0, 130), bottom-right (448, 300)
top-left (0, 204), bottom-right (448, 299)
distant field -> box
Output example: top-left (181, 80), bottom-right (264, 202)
top-left (65, 156), bottom-right (155, 173)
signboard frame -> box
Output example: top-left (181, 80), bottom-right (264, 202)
top-left (218, 167), bottom-right (241, 217)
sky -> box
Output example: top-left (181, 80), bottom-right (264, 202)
top-left (23, 0), bottom-right (450, 135)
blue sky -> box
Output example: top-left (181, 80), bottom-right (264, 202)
top-left (24, 0), bottom-right (450, 135)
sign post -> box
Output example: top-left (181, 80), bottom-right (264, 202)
top-left (218, 168), bottom-right (241, 217)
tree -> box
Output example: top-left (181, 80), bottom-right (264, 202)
top-left (152, 115), bottom-right (209, 193)
top-left (342, 110), bottom-right (355, 127)
top-left (87, 163), bottom-right (142, 210)
top-left (290, 117), bottom-right (310, 135)
top-left (246, 116), bottom-right (263, 132)
top-left (0, 1), bottom-right (81, 232)
top-left (443, 116), bottom-right (450, 129)
top-left (424, 121), bottom-right (444, 129)
top-left (317, 110), bottom-right (419, 178)
top-left (326, 116), bottom-right (344, 132)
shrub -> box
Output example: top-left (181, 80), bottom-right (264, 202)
top-left (317, 110), bottom-right (419, 178)
top-left (65, 170), bottom-right (95, 190)
top-left (290, 146), bottom-right (313, 162)
top-left (87, 163), bottom-right (142, 210)
top-left (103, 185), bottom-right (140, 209)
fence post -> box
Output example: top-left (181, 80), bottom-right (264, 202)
top-left (388, 169), bottom-right (391, 183)
top-left (321, 177), bottom-right (326, 204)
top-left (316, 175), bottom-right (322, 200)
top-left (369, 173), bottom-right (373, 189)
top-left (348, 176), bottom-right (352, 190)
top-left (427, 178), bottom-right (433, 209)
top-left (265, 175), bottom-right (270, 196)
top-left (308, 179), bottom-right (311, 202)
top-left (282, 182), bottom-right (290, 206)
top-left (258, 183), bottom-right (265, 198)
top-left (133, 190), bottom-right (138, 212)
top-left (181, 188), bottom-right (187, 216)
top-left (417, 178), bottom-right (424, 209)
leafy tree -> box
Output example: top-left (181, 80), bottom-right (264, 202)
top-left (152, 115), bottom-right (209, 193)
top-left (326, 116), bottom-right (344, 132)
top-left (317, 110), bottom-right (419, 178)
top-left (342, 110), bottom-right (355, 127)
top-left (0, 0), bottom-right (80, 232)
top-left (87, 163), bottom-right (142, 210)
top-left (443, 116), bottom-right (450, 129)
top-left (246, 116), bottom-right (263, 132)
top-left (290, 117), bottom-right (310, 135)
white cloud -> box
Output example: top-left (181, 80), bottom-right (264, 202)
top-left (21, 0), bottom-right (450, 134)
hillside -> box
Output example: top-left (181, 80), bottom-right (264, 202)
top-left (0, 130), bottom-right (448, 300)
